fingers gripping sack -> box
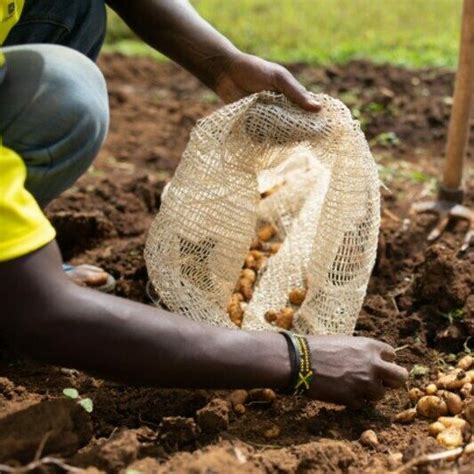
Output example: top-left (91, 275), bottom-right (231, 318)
top-left (145, 92), bottom-right (380, 335)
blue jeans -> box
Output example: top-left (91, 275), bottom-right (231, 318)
top-left (0, 0), bottom-right (109, 207)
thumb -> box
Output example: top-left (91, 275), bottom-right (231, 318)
top-left (273, 67), bottom-right (321, 112)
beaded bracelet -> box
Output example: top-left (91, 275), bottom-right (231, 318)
top-left (280, 331), bottom-right (314, 396)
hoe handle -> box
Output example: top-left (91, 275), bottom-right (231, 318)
top-left (443, 0), bottom-right (474, 191)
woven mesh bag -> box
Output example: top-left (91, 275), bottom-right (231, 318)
top-left (145, 92), bottom-right (380, 335)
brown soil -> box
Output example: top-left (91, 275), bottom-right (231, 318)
top-left (0, 53), bottom-right (473, 473)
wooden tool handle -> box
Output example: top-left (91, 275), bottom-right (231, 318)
top-left (443, 0), bottom-right (474, 190)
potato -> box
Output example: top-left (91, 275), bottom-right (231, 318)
top-left (428, 421), bottom-right (445, 436)
top-left (289, 288), bottom-right (307, 306)
top-left (425, 383), bottom-right (438, 395)
top-left (466, 370), bottom-right (474, 383)
top-left (257, 224), bottom-right (276, 242)
top-left (444, 392), bottom-right (463, 415)
top-left (464, 442), bottom-right (474, 455)
top-left (464, 400), bottom-right (474, 425)
top-left (458, 355), bottom-right (473, 371)
top-left (437, 427), bottom-right (463, 448)
top-left (255, 255), bottom-right (268, 270)
top-left (241, 268), bottom-right (256, 284)
top-left (244, 254), bottom-right (257, 270)
top-left (269, 243), bottom-right (281, 254)
top-left (394, 408), bottom-right (417, 424)
top-left (416, 396), bottom-right (448, 419)
top-left (360, 430), bottom-right (379, 448)
top-left (228, 389), bottom-right (248, 407)
top-left (460, 382), bottom-right (473, 399)
top-left (408, 388), bottom-right (424, 404)
top-left (437, 369), bottom-right (469, 390)
top-left (265, 309), bottom-right (278, 323)
top-left (227, 293), bottom-right (244, 327)
top-left (249, 238), bottom-right (262, 251)
top-left (234, 403), bottom-right (246, 415)
top-left (238, 277), bottom-right (254, 301)
top-left (248, 388), bottom-right (276, 403)
top-left (274, 307), bottom-right (294, 330)
top-left (437, 416), bottom-right (469, 432)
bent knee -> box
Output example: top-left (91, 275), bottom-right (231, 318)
top-left (46, 46), bottom-right (109, 150)
top-left (2, 44), bottom-right (109, 152)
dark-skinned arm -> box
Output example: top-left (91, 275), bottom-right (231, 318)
top-left (0, 241), bottom-right (407, 406)
top-left (106, 0), bottom-right (321, 110)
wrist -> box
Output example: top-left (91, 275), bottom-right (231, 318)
top-left (279, 331), bottom-right (314, 396)
top-left (200, 48), bottom-right (242, 91)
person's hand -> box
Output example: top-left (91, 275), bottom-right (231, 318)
top-left (306, 335), bottom-right (408, 408)
top-left (214, 52), bottom-right (321, 112)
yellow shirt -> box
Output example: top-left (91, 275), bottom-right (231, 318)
top-left (0, 0), bottom-right (24, 45)
top-left (0, 146), bottom-right (56, 261)
top-left (1, 1), bottom-right (56, 262)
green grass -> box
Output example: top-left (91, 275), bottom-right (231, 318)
top-left (105, 0), bottom-right (462, 68)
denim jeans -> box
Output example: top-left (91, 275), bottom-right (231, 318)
top-left (0, 0), bottom-right (109, 206)
top-left (4, 0), bottom-right (107, 61)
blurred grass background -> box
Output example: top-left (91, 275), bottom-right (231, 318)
top-left (105, 0), bottom-right (462, 68)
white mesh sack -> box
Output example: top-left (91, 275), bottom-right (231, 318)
top-left (145, 91), bottom-right (380, 335)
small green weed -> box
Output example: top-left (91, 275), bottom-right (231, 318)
top-left (409, 364), bottom-right (430, 378)
top-left (63, 387), bottom-right (94, 413)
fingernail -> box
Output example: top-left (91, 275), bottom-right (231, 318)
top-left (309, 99), bottom-right (321, 111)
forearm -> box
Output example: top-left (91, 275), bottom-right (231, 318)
top-left (107, 0), bottom-right (240, 89)
top-left (1, 242), bottom-right (290, 389)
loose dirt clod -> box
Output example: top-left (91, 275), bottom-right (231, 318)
top-left (159, 416), bottom-right (201, 444)
top-left (196, 399), bottom-right (230, 433)
top-left (359, 430), bottom-right (379, 448)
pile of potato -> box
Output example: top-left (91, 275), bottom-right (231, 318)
top-left (226, 221), bottom-right (307, 329)
top-left (396, 355), bottom-right (474, 450)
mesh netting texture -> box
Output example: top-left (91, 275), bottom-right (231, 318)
top-left (145, 91), bottom-right (380, 335)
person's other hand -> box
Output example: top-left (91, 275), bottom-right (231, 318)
top-left (306, 335), bottom-right (408, 408)
top-left (214, 52), bottom-right (321, 112)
